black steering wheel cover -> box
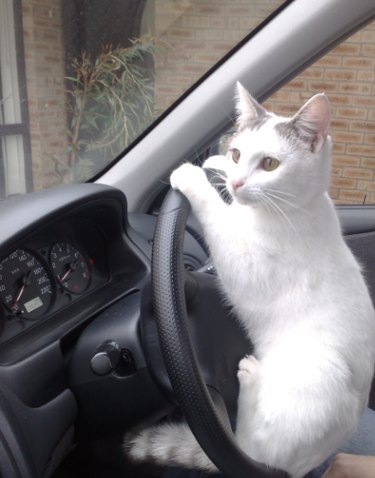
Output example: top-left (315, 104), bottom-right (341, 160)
top-left (152, 189), bottom-right (286, 478)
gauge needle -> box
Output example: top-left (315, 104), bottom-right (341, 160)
top-left (11, 270), bottom-right (32, 310)
top-left (59, 259), bottom-right (78, 283)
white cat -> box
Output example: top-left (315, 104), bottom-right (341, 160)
top-left (127, 83), bottom-right (375, 478)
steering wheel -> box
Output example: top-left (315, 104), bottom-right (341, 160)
top-left (151, 188), bottom-right (287, 478)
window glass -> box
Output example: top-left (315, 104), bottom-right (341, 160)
top-left (263, 19), bottom-right (375, 205)
top-left (0, 0), bottom-right (286, 198)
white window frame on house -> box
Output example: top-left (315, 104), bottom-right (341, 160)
top-left (0, 0), bottom-right (32, 198)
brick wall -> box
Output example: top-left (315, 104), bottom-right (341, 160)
top-left (153, 0), bottom-right (284, 114)
top-left (21, 0), bottom-right (67, 191)
top-left (263, 21), bottom-right (375, 204)
top-left (153, 5), bottom-right (375, 205)
top-left (18, 2), bottom-right (375, 204)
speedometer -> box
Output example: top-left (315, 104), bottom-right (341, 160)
top-left (0, 249), bottom-right (53, 319)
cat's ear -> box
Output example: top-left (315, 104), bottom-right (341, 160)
top-left (292, 93), bottom-right (331, 153)
top-left (235, 81), bottom-right (267, 129)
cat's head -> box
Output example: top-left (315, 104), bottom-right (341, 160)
top-left (226, 82), bottom-right (332, 210)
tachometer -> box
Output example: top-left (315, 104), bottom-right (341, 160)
top-left (0, 249), bottom-right (53, 319)
top-left (50, 242), bottom-right (91, 294)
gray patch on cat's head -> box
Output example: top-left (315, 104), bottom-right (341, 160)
top-left (238, 112), bottom-right (272, 133)
top-left (275, 120), bottom-right (315, 150)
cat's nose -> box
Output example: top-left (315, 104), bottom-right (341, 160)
top-left (231, 179), bottom-right (244, 191)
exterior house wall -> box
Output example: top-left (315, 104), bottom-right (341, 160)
top-left (153, 0), bottom-right (283, 114)
top-left (264, 21), bottom-right (375, 204)
top-left (17, 1), bottom-right (375, 203)
top-left (21, 0), bottom-right (67, 191)
top-left (153, 2), bottom-right (375, 204)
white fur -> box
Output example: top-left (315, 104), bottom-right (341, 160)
top-left (126, 85), bottom-right (375, 478)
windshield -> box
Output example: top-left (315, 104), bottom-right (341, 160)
top-left (0, 0), bottom-right (286, 198)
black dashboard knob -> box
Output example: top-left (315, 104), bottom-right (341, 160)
top-left (90, 340), bottom-right (121, 375)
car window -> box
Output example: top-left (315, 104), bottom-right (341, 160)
top-left (262, 18), bottom-right (375, 205)
top-left (0, 0), bottom-right (286, 199)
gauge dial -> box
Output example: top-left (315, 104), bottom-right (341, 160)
top-left (50, 243), bottom-right (91, 294)
top-left (0, 249), bottom-right (53, 319)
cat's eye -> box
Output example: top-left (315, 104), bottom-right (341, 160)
top-left (231, 148), bottom-right (241, 163)
top-left (262, 157), bottom-right (280, 172)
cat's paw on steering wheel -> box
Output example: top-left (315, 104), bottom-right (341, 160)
top-left (170, 162), bottom-right (208, 196)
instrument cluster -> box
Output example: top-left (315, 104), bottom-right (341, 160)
top-left (0, 218), bottom-right (109, 344)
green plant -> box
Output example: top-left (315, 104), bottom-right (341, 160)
top-left (64, 37), bottom-right (156, 181)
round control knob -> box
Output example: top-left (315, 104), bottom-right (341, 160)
top-left (90, 341), bottom-right (121, 375)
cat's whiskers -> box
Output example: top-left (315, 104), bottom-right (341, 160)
top-left (257, 190), bottom-right (300, 238)
top-left (203, 168), bottom-right (233, 203)
top-left (262, 187), bottom-right (297, 199)
top-left (204, 168), bottom-right (228, 182)
top-left (264, 190), bottom-right (310, 216)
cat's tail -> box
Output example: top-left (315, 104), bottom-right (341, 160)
top-left (124, 421), bottom-right (218, 472)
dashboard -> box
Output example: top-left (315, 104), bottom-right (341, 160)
top-left (0, 184), bottom-right (150, 363)
top-left (0, 183), bottom-right (208, 478)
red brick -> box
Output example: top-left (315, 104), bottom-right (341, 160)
top-left (361, 44), bottom-right (375, 55)
top-left (325, 70), bottom-right (355, 81)
top-left (329, 95), bottom-right (351, 106)
top-left (184, 41), bottom-right (205, 50)
top-left (357, 71), bottom-right (375, 81)
top-left (168, 28), bottom-right (194, 39)
top-left (287, 80), bottom-right (307, 89)
top-left (332, 143), bottom-right (345, 153)
top-left (309, 81), bottom-right (337, 92)
top-left (331, 177), bottom-right (356, 188)
top-left (365, 134), bottom-right (375, 145)
top-left (336, 107), bottom-right (367, 119)
top-left (362, 30), bottom-right (375, 43)
top-left (194, 52), bottom-right (221, 64)
top-left (350, 121), bottom-right (375, 133)
top-left (361, 158), bottom-right (375, 169)
top-left (357, 180), bottom-right (375, 191)
top-left (197, 6), bottom-right (222, 15)
top-left (300, 68), bottom-right (324, 79)
top-left (331, 167), bottom-right (342, 176)
top-left (226, 6), bottom-right (254, 16)
top-left (332, 132), bottom-right (363, 143)
top-left (333, 43), bottom-right (361, 55)
top-left (337, 190), bottom-right (367, 204)
top-left (347, 145), bottom-right (375, 157)
top-left (343, 167), bottom-right (373, 180)
top-left (339, 83), bottom-right (371, 95)
top-left (343, 57), bottom-right (375, 69)
top-left (182, 16), bottom-right (210, 29)
top-left (316, 56), bottom-right (341, 67)
top-left (331, 119), bottom-right (349, 129)
top-left (268, 90), bottom-right (290, 102)
top-left (332, 155), bottom-right (360, 166)
top-left (270, 104), bottom-right (298, 115)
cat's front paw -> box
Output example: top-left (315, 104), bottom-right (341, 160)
top-left (238, 355), bottom-right (260, 387)
top-left (170, 163), bottom-right (208, 196)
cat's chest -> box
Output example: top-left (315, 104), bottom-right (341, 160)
top-left (214, 235), bottom-right (289, 291)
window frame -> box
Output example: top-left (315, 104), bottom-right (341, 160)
top-left (0, 0), bottom-right (32, 197)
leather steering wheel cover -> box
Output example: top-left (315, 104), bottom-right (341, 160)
top-left (152, 188), bottom-right (286, 478)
